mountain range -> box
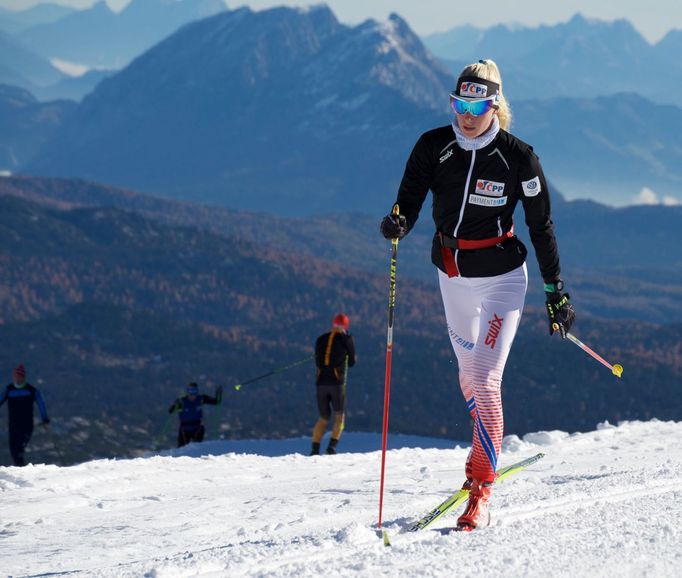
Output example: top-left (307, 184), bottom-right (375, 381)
top-left (0, 2), bottom-right (74, 34)
top-left (14, 0), bottom-right (227, 69)
top-left (4, 5), bottom-right (681, 112)
top-left (0, 29), bottom-right (64, 92)
top-left (1, 175), bottom-right (681, 465)
top-left (15, 5), bottom-right (682, 212)
top-left (423, 14), bottom-right (682, 108)
top-left (511, 93), bottom-right (682, 205)
top-left (22, 6), bottom-right (452, 214)
top-left (3, 174), bottom-right (682, 324)
top-left (0, 0), bottom-right (226, 100)
top-left (0, 84), bottom-right (75, 171)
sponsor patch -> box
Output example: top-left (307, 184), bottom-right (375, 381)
top-left (459, 81), bottom-right (488, 98)
top-left (522, 176), bottom-right (542, 197)
top-left (469, 194), bottom-right (508, 207)
top-left (475, 179), bottom-right (505, 196)
top-left (447, 326), bottom-right (474, 350)
top-left (485, 314), bottom-right (504, 349)
top-left (439, 148), bottom-right (453, 163)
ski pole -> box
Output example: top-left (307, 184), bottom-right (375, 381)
top-left (152, 413), bottom-right (174, 451)
top-left (233, 355), bottom-right (314, 391)
top-left (212, 385), bottom-right (225, 440)
top-left (44, 423), bottom-right (65, 466)
top-left (378, 203), bottom-right (401, 529)
top-left (554, 325), bottom-right (623, 378)
top-left (340, 356), bottom-right (349, 435)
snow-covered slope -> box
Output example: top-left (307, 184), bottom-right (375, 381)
top-left (2, 421), bottom-right (681, 577)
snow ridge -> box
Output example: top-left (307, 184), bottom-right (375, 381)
top-left (1, 420), bottom-right (681, 577)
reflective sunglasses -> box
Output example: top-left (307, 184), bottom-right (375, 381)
top-left (450, 95), bottom-right (497, 117)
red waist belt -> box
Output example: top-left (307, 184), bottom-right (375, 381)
top-left (438, 229), bottom-right (514, 277)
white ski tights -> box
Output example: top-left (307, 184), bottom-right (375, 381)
top-left (438, 263), bottom-right (528, 482)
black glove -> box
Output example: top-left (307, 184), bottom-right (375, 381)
top-left (545, 281), bottom-right (576, 338)
top-left (42, 418), bottom-right (50, 426)
top-left (380, 213), bottom-right (407, 240)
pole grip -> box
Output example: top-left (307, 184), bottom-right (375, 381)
top-left (563, 330), bottom-right (623, 379)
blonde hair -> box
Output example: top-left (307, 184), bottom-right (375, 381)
top-left (458, 59), bottom-right (512, 130)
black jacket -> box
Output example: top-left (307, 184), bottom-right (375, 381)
top-left (315, 330), bottom-right (356, 386)
top-left (0, 383), bottom-right (49, 429)
top-left (168, 394), bottom-right (220, 428)
top-left (395, 126), bottom-right (561, 283)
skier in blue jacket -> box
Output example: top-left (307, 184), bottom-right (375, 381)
top-left (0, 364), bottom-right (50, 466)
top-left (168, 382), bottom-right (222, 447)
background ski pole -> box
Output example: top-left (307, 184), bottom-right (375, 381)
top-left (152, 413), bottom-right (173, 451)
top-left (555, 325), bottom-right (623, 378)
top-left (44, 423), bottom-right (65, 466)
top-left (233, 355), bottom-right (314, 391)
top-left (210, 384), bottom-right (225, 441)
top-left (378, 203), bottom-right (401, 531)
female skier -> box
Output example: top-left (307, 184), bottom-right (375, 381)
top-left (380, 59), bottom-right (575, 531)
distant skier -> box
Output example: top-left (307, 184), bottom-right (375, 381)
top-left (310, 313), bottom-right (356, 455)
top-left (168, 382), bottom-right (222, 447)
top-left (0, 364), bottom-right (50, 466)
top-left (380, 59), bottom-right (575, 530)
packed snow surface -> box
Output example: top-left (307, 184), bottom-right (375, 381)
top-left (2, 421), bottom-right (681, 577)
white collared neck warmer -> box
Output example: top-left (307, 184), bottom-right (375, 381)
top-left (452, 114), bottom-right (500, 151)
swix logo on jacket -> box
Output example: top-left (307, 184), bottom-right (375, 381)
top-left (484, 314), bottom-right (505, 349)
top-left (395, 125), bottom-right (560, 281)
top-left (439, 148), bottom-right (453, 163)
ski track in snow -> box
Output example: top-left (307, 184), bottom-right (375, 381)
top-left (1, 420), bottom-right (681, 577)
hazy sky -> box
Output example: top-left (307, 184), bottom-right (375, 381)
top-left (2, 0), bottom-right (681, 42)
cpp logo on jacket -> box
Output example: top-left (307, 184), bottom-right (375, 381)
top-left (522, 176), bottom-right (542, 197)
top-left (475, 179), bottom-right (505, 197)
top-left (459, 81), bottom-right (488, 98)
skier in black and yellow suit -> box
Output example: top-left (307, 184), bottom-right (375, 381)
top-left (310, 313), bottom-right (356, 455)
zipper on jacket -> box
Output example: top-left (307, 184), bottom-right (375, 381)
top-left (452, 149), bottom-right (477, 272)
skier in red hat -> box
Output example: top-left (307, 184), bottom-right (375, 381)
top-left (310, 313), bottom-right (356, 455)
top-left (0, 364), bottom-right (50, 466)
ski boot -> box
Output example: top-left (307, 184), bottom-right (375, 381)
top-left (456, 479), bottom-right (492, 531)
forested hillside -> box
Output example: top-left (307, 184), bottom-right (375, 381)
top-left (0, 183), bottom-right (680, 465)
